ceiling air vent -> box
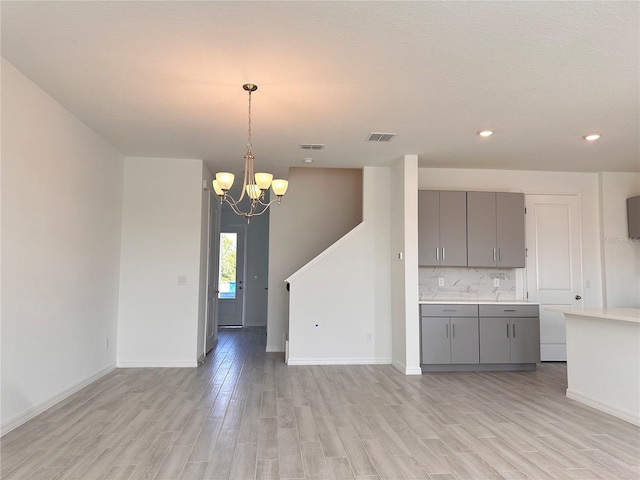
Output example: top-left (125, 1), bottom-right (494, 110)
top-left (300, 144), bottom-right (325, 150)
top-left (367, 132), bottom-right (397, 142)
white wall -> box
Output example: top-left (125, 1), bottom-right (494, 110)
top-left (599, 172), bottom-right (640, 308)
top-left (390, 156), bottom-right (421, 374)
top-left (1, 59), bottom-right (124, 432)
top-left (418, 168), bottom-right (604, 308)
top-left (267, 167), bottom-right (363, 352)
top-left (286, 167), bottom-right (391, 364)
top-left (117, 157), bottom-right (205, 367)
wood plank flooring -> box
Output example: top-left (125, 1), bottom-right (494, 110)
top-left (2, 327), bottom-right (639, 479)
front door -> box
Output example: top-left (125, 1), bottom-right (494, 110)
top-left (525, 194), bottom-right (583, 361)
top-left (205, 193), bottom-right (221, 353)
top-left (217, 225), bottom-right (246, 327)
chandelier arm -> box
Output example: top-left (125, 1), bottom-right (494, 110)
top-left (255, 195), bottom-right (276, 207)
top-left (222, 193), bottom-right (242, 208)
top-left (225, 196), bottom-right (251, 218)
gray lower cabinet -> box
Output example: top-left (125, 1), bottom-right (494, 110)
top-left (421, 303), bottom-right (540, 372)
top-left (421, 316), bottom-right (479, 364)
top-left (420, 304), bottom-right (479, 365)
top-left (479, 305), bottom-right (540, 364)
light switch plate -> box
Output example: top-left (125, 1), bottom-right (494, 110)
top-left (494, 278), bottom-right (500, 287)
top-left (438, 278), bottom-right (445, 287)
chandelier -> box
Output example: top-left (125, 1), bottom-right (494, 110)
top-left (213, 84), bottom-right (288, 222)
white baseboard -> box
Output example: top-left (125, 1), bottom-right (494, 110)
top-left (540, 343), bottom-right (567, 361)
top-left (390, 360), bottom-right (422, 375)
top-left (391, 359), bottom-right (406, 373)
top-left (266, 345), bottom-right (284, 353)
top-left (404, 366), bottom-right (423, 375)
top-left (117, 360), bottom-right (198, 368)
top-left (1, 363), bottom-right (116, 436)
top-left (286, 357), bottom-right (391, 366)
top-left (566, 388), bottom-right (640, 426)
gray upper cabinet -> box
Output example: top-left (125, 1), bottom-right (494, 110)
top-left (496, 192), bottom-right (526, 267)
top-left (467, 191), bottom-right (525, 268)
top-left (418, 190), bottom-right (467, 266)
top-left (418, 191), bottom-right (440, 266)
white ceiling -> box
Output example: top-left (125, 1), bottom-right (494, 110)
top-left (2, 1), bottom-right (638, 177)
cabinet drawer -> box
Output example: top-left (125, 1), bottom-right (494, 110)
top-left (479, 304), bottom-right (539, 317)
top-left (421, 304), bottom-right (478, 317)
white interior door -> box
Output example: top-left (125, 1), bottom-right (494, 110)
top-left (525, 194), bottom-right (583, 361)
top-left (217, 225), bottom-right (246, 327)
top-left (205, 193), bottom-right (220, 353)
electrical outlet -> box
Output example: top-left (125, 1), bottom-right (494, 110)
top-left (366, 333), bottom-right (373, 343)
top-left (177, 275), bottom-right (188, 285)
top-left (494, 278), bottom-right (500, 287)
top-left (585, 279), bottom-right (591, 288)
top-left (438, 278), bottom-right (445, 287)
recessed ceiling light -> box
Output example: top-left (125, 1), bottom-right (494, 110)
top-left (303, 158), bottom-right (313, 164)
top-left (477, 130), bottom-right (494, 137)
top-left (583, 133), bottom-right (601, 141)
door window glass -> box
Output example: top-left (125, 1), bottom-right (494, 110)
top-left (218, 232), bottom-right (237, 299)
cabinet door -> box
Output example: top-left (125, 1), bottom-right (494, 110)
top-left (510, 317), bottom-right (540, 363)
top-left (479, 317), bottom-right (510, 364)
top-left (418, 191), bottom-right (440, 266)
top-left (497, 192), bottom-right (525, 267)
top-left (467, 192), bottom-right (497, 267)
top-left (421, 317), bottom-right (451, 364)
top-left (439, 191), bottom-right (467, 266)
top-left (450, 317), bottom-right (479, 364)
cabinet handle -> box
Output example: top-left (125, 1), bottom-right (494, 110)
top-left (506, 323), bottom-right (510, 338)
top-left (442, 247), bottom-right (446, 261)
top-left (512, 324), bottom-right (516, 337)
top-left (503, 309), bottom-right (517, 312)
top-left (493, 248), bottom-right (496, 262)
top-left (452, 323), bottom-right (455, 338)
top-left (436, 247), bottom-right (439, 260)
top-left (443, 309), bottom-right (457, 312)
top-left (446, 323), bottom-right (449, 338)
top-left (498, 248), bottom-right (502, 262)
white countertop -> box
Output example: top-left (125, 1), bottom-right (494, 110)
top-left (546, 307), bottom-right (640, 324)
top-left (420, 300), bottom-right (538, 305)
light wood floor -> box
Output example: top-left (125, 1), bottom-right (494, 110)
top-left (2, 327), bottom-right (639, 480)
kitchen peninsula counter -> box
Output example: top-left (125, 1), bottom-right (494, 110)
top-left (546, 307), bottom-right (640, 425)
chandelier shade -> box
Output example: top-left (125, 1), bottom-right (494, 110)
top-left (213, 84), bottom-right (288, 222)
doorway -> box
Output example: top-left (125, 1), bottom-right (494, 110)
top-left (217, 225), bottom-right (246, 327)
top-left (525, 194), bottom-right (583, 361)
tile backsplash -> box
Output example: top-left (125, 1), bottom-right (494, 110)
top-left (419, 267), bottom-right (517, 301)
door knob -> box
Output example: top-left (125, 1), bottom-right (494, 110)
top-left (575, 295), bottom-right (582, 300)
